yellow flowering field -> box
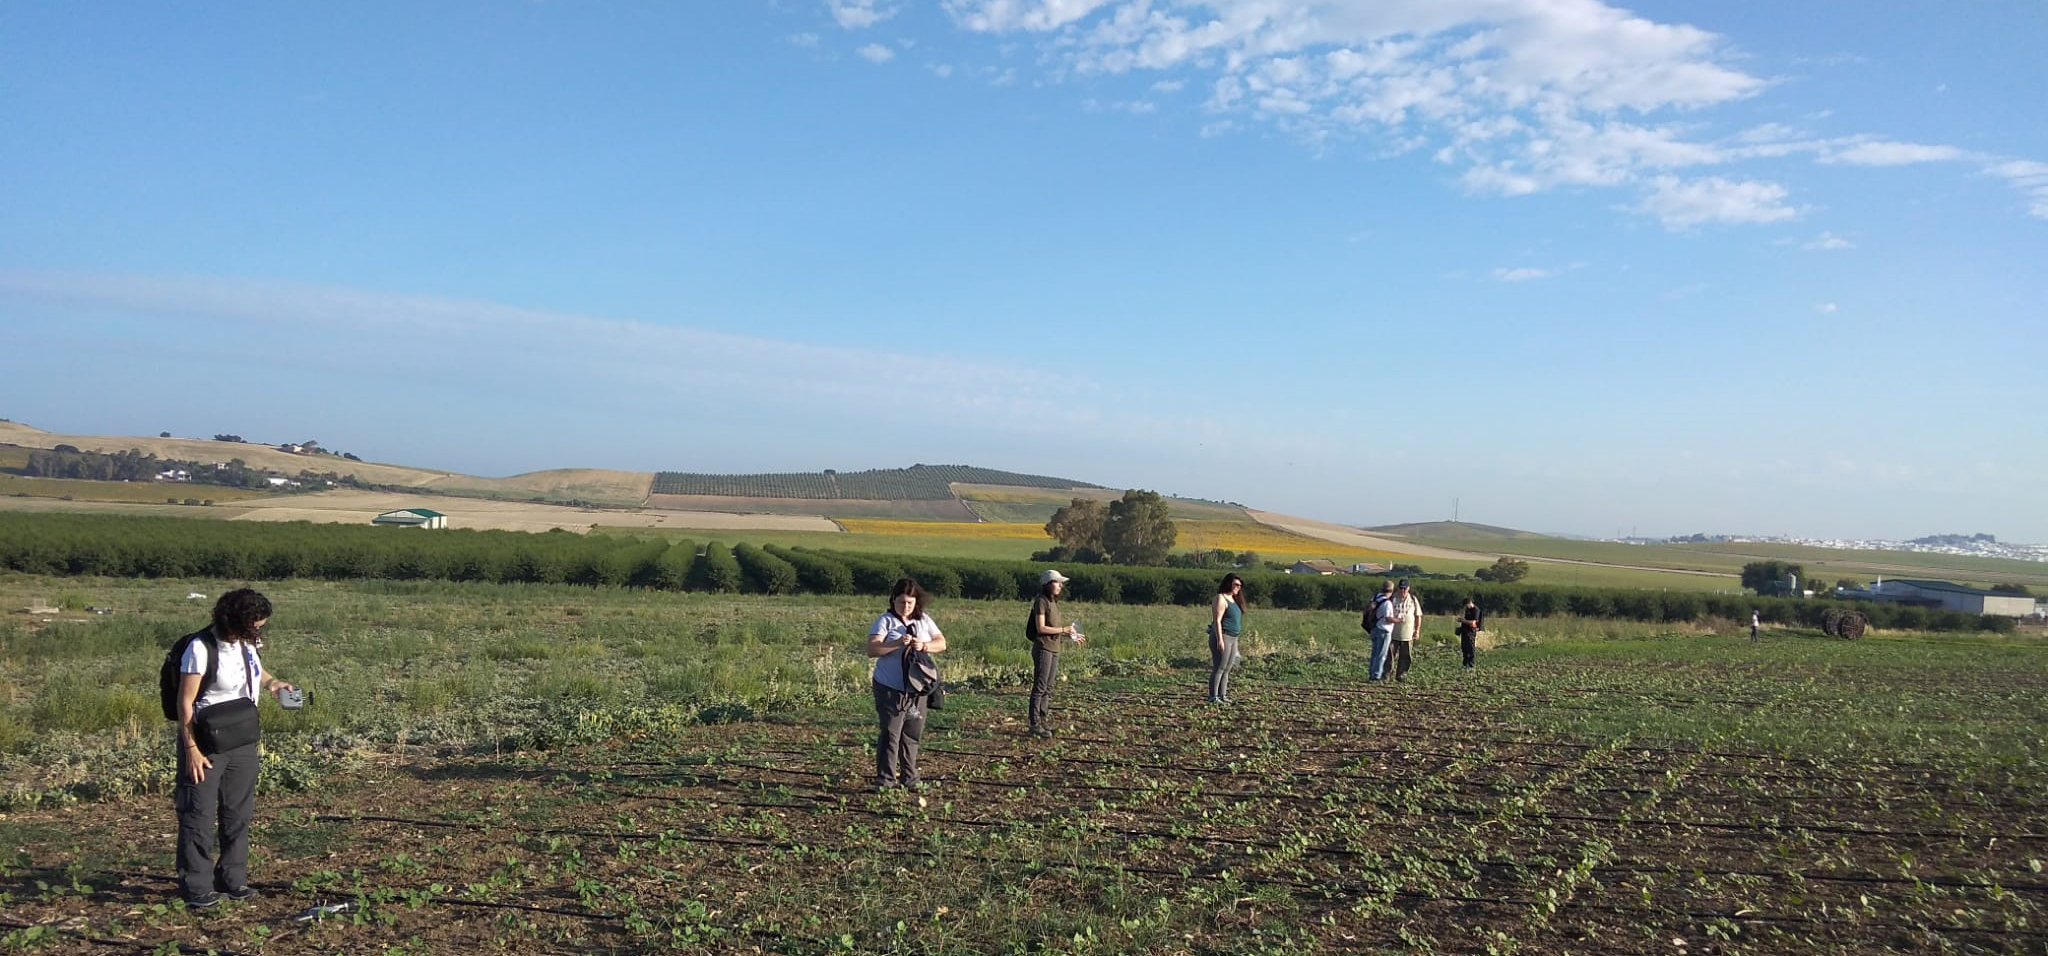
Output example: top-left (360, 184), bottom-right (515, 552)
top-left (838, 518), bottom-right (1052, 539)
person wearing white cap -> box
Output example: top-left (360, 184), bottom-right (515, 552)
top-left (1025, 569), bottom-right (1081, 737)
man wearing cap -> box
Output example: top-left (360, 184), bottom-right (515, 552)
top-left (1365, 580), bottom-right (1396, 681)
top-left (1380, 579), bottom-right (1424, 682)
top-left (1025, 570), bottom-right (1082, 738)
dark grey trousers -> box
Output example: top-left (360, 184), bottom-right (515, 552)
top-left (1029, 646), bottom-right (1059, 730)
top-left (174, 741), bottom-right (260, 899)
top-left (872, 682), bottom-right (926, 787)
top-left (1208, 626), bottom-right (1239, 701)
top-left (1391, 640), bottom-right (1414, 680)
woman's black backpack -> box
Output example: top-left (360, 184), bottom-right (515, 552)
top-left (158, 629), bottom-right (221, 720)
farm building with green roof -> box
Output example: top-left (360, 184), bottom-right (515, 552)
top-left (372, 508), bottom-right (448, 529)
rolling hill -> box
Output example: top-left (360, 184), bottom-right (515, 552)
top-left (1368, 521), bottom-right (1550, 540)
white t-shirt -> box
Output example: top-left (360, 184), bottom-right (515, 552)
top-left (868, 612), bottom-right (942, 691)
top-left (1378, 594), bottom-right (1423, 642)
top-left (181, 635), bottom-right (263, 711)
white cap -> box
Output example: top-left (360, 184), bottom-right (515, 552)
top-left (1040, 569), bottom-right (1070, 585)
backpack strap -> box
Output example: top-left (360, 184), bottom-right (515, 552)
top-left (194, 628), bottom-right (223, 697)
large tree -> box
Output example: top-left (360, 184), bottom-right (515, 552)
top-left (1102, 489), bottom-right (1177, 565)
top-left (1474, 556), bottom-right (1530, 583)
top-left (1740, 560), bottom-right (1805, 593)
top-left (1044, 498), bottom-right (1107, 553)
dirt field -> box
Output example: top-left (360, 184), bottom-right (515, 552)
top-left (230, 490), bottom-right (839, 534)
top-left (1249, 510), bottom-right (1493, 559)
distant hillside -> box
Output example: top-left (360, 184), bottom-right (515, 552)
top-left (1368, 521), bottom-right (1549, 540)
top-left (652, 464), bottom-right (1100, 500)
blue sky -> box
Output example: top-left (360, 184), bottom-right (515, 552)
top-left (3, 1), bottom-right (2043, 542)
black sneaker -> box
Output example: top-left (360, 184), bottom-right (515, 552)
top-left (185, 892), bottom-right (222, 909)
top-left (225, 886), bottom-right (259, 901)
top-left (1029, 727), bottom-right (1053, 738)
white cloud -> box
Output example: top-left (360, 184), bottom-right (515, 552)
top-left (1822, 139), bottom-right (1966, 166)
top-left (829, 0), bottom-right (900, 30)
top-left (944, 0), bottom-right (1116, 32)
top-left (1987, 159), bottom-right (2048, 219)
top-left (1635, 176), bottom-right (1797, 229)
top-left (857, 43), bottom-right (896, 63)
top-left (1151, 79), bottom-right (1184, 92)
top-left (926, 1), bottom-right (2023, 230)
top-left (789, 32), bottom-right (822, 48)
top-left (929, 63), bottom-right (956, 77)
top-left (1493, 267), bottom-right (1554, 282)
top-left (1802, 231), bottom-right (1853, 250)
top-left (1815, 302), bottom-right (1838, 313)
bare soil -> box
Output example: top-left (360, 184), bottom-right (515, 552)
top-left (5, 670), bottom-right (2039, 955)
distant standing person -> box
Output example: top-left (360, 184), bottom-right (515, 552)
top-left (1457, 597), bottom-right (1483, 669)
top-left (1383, 579), bottom-right (1424, 682)
top-left (867, 577), bottom-right (947, 791)
top-left (1751, 609), bottom-right (1760, 642)
top-left (1366, 580), bottom-right (1395, 680)
top-left (1208, 574), bottom-right (1245, 704)
top-left (1026, 569), bottom-right (1082, 737)
top-left (173, 588), bottom-right (297, 908)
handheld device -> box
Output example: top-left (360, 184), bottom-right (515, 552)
top-left (277, 687), bottom-right (309, 710)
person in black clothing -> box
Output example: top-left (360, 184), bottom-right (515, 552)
top-left (1456, 597), bottom-right (1483, 669)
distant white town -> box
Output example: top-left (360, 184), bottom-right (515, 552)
top-left (1649, 532), bottom-right (2048, 563)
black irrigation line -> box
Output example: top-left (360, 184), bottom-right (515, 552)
top-left (597, 751), bottom-right (2048, 854)
top-left (1023, 706), bottom-right (2022, 797)
top-left (647, 700), bottom-right (2017, 795)
top-left (292, 812), bottom-right (2048, 942)
top-left (545, 765), bottom-right (2048, 903)
top-left (0, 917), bottom-right (264, 956)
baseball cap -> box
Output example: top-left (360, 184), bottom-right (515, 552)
top-left (1040, 569), bottom-right (1070, 585)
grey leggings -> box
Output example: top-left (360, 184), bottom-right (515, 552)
top-left (1208, 625), bottom-right (1239, 701)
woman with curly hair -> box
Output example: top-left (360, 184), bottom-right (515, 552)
top-left (172, 587), bottom-right (297, 908)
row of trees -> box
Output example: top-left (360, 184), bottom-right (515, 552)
top-left (0, 513), bottom-right (2009, 633)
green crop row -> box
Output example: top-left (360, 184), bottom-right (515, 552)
top-left (0, 512), bottom-right (2008, 633)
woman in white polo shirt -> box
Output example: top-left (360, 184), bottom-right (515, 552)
top-left (172, 588), bottom-right (296, 908)
top-left (866, 577), bottom-right (946, 791)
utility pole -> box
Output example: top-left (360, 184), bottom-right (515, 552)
top-left (1453, 498), bottom-right (1459, 523)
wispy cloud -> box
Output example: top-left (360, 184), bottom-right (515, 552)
top-left (1493, 267), bottom-right (1553, 282)
top-left (828, 0), bottom-right (899, 30)
top-left (0, 270), bottom-right (1345, 473)
top-left (1815, 302), bottom-right (1838, 313)
top-left (1821, 139), bottom-right (1965, 166)
top-left (857, 43), bottom-right (896, 63)
top-left (1802, 231), bottom-right (1853, 250)
top-left (1988, 159), bottom-right (2048, 220)
top-left (1635, 176), bottom-right (1797, 229)
top-left (930, 0), bottom-right (2044, 228)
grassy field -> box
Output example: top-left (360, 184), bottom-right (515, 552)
top-left (2, 574), bottom-right (2044, 954)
